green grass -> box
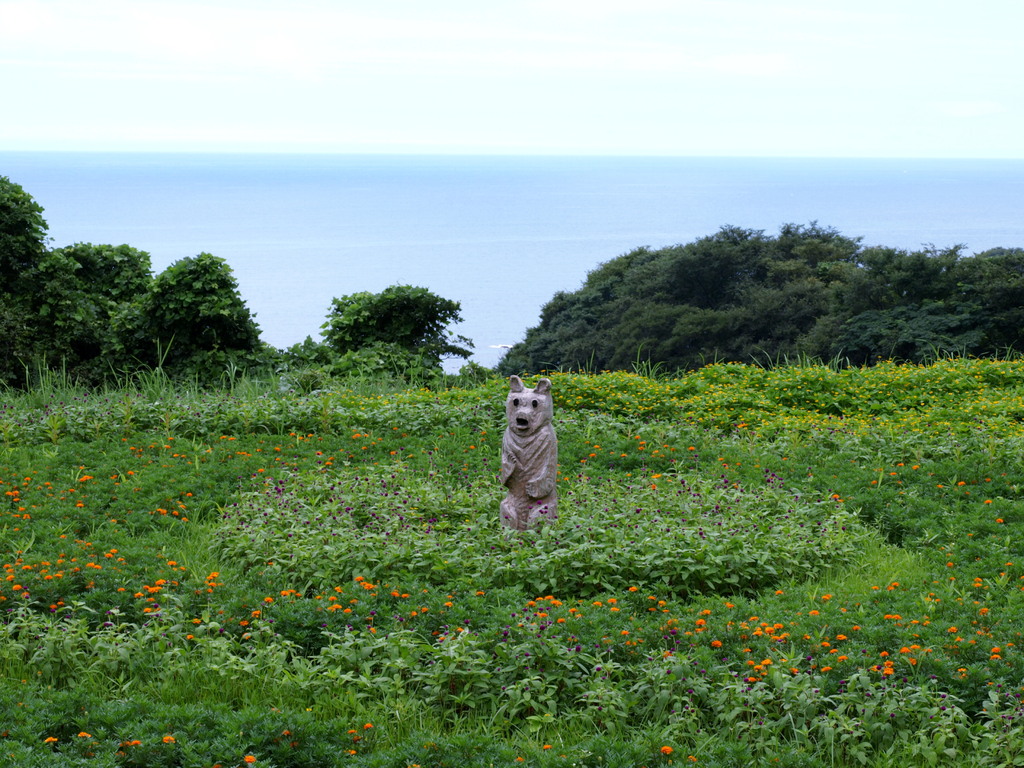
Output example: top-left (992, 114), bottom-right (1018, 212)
top-left (4, 359), bottom-right (1024, 766)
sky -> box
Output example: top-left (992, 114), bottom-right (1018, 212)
top-left (1, 0), bottom-right (1021, 157)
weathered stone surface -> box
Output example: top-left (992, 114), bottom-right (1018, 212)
top-left (499, 375), bottom-right (558, 530)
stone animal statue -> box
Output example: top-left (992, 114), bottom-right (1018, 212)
top-left (499, 375), bottom-right (558, 530)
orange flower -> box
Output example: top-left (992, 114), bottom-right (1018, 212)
top-left (244, 757), bottom-right (257, 764)
top-left (660, 746), bottom-right (674, 755)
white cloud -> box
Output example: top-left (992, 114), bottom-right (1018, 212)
top-left (2, 0), bottom-right (1022, 156)
top-left (933, 101), bottom-right (1008, 119)
top-left (701, 53), bottom-right (793, 77)
top-left (0, 0), bottom-right (794, 79)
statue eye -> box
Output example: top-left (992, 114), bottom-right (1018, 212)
top-left (512, 398), bottom-right (520, 406)
top-left (532, 400), bottom-right (538, 408)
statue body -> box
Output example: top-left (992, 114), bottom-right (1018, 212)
top-left (500, 375), bottom-right (558, 530)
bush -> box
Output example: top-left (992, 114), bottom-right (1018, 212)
top-left (321, 285), bottom-right (472, 378)
top-left (0, 174), bottom-right (48, 293)
top-left (0, 175), bottom-right (50, 385)
top-left (108, 252), bottom-right (264, 382)
top-left (31, 244), bottom-right (153, 384)
top-left (499, 223), bottom-right (1024, 374)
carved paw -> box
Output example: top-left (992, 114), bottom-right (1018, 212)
top-left (526, 481), bottom-right (554, 498)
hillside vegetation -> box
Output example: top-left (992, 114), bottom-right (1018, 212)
top-left (1, 176), bottom-right (472, 389)
top-left (498, 223), bottom-right (1024, 374)
top-left (3, 359), bottom-right (1024, 766)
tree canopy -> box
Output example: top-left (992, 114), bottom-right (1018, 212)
top-left (107, 252), bottom-right (264, 379)
top-left (2, 175), bottom-right (477, 388)
top-left (315, 284), bottom-right (473, 382)
top-left (498, 224), bottom-right (1024, 374)
top-left (1, 176), bottom-right (263, 387)
top-left (8, 168), bottom-right (1022, 387)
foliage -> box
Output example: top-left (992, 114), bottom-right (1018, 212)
top-left (0, 174), bottom-right (48, 293)
top-left (32, 244), bottom-right (153, 383)
top-left (0, 242), bottom-right (154, 388)
top-left (1, 177), bottom-right (274, 388)
top-left (108, 252), bottom-right (265, 383)
top-left (499, 223), bottom-right (1024, 375)
top-left (321, 284), bottom-right (473, 379)
top-left (0, 175), bottom-right (50, 386)
top-left (5, 359), bottom-right (1024, 764)
top-left (219, 464), bottom-right (865, 600)
top-left (1, 177), bottom-right (269, 388)
top-left (0, 294), bottom-right (37, 387)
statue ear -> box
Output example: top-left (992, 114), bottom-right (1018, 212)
top-left (534, 378), bottom-right (552, 394)
top-left (509, 375), bottom-right (524, 392)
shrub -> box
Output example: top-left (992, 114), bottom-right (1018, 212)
top-left (108, 252), bottom-right (264, 382)
top-left (321, 285), bottom-right (472, 378)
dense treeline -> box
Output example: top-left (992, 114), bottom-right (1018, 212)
top-left (8, 168), bottom-right (1023, 387)
top-left (499, 223), bottom-right (1024, 374)
top-left (1, 175), bottom-right (266, 386)
top-left (0, 176), bottom-right (471, 388)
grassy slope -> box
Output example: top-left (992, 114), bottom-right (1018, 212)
top-left (2, 359), bottom-right (1024, 767)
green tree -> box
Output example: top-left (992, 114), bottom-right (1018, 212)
top-left (1, 176), bottom-right (272, 387)
top-left (950, 248), bottom-right (1024, 354)
top-left (31, 244), bottom-right (152, 382)
top-left (0, 175), bottom-right (48, 294)
top-left (835, 302), bottom-right (985, 364)
top-left (109, 252), bottom-right (263, 380)
top-left (497, 222), bottom-right (1024, 374)
top-left (321, 285), bottom-right (472, 377)
top-left (0, 176), bottom-right (50, 385)
top-left (499, 223), bottom-right (863, 374)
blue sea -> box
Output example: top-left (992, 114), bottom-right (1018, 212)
top-left (3, 152), bottom-right (1023, 370)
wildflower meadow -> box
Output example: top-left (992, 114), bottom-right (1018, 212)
top-left (3, 358), bottom-right (1024, 767)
